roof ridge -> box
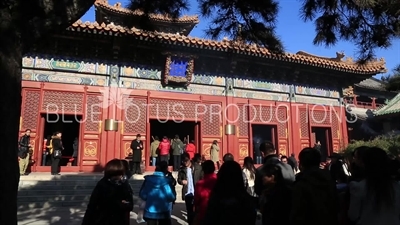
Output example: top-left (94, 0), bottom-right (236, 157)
top-left (69, 20), bottom-right (387, 75)
top-left (369, 77), bottom-right (386, 84)
top-left (354, 78), bottom-right (387, 91)
top-left (375, 103), bottom-right (387, 111)
top-left (94, 0), bottom-right (199, 24)
top-left (386, 93), bottom-right (400, 106)
top-left (375, 93), bottom-right (400, 115)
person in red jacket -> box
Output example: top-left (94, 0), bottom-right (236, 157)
top-left (158, 136), bottom-right (171, 163)
top-left (185, 140), bottom-right (196, 160)
top-left (194, 160), bottom-right (217, 224)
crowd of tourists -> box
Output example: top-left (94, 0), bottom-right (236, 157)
top-left (149, 135), bottom-right (197, 170)
top-left (82, 141), bottom-right (400, 225)
top-left (18, 129), bottom-right (71, 176)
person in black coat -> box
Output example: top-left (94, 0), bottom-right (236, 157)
top-left (83, 159), bottom-right (134, 225)
top-left (290, 148), bottom-right (338, 225)
top-left (329, 153), bottom-right (348, 183)
top-left (260, 163), bottom-right (292, 225)
top-left (202, 161), bottom-right (256, 225)
top-left (51, 131), bottom-right (64, 175)
top-left (18, 129), bottom-right (31, 176)
top-left (253, 138), bottom-right (262, 164)
top-left (130, 134), bottom-right (143, 174)
top-left (288, 153), bottom-right (298, 172)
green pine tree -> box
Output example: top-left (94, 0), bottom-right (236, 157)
top-left (382, 65), bottom-right (400, 91)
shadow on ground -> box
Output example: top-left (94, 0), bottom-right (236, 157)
top-left (17, 204), bottom-right (188, 225)
top-left (17, 172), bottom-right (188, 225)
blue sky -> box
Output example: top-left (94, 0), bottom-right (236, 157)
top-left (81, 0), bottom-right (400, 78)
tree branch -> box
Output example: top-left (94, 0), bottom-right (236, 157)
top-left (18, 0), bottom-right (95, 52)
top-left (300, 0), bottom-right (400, 61)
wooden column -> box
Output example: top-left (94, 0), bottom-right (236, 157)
top-left (341, 106), bottom-right (349, 146)
top-left (371, 97), bottom-right (376, 109)
top-left (353, 95), bottom-right (358, 105)
top-left (105, 86), bottom-right (116, 162)
top-left (145, 91), bottom-right (151, 170)
top-left (226, 58), bottom-right (238, 159)
top-left (290, 102), bottom-right (301, 156)
top-left (225, 95), bottom-right (238, 157)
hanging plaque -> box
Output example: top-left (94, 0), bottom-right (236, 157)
top-left (163, 53), bottom-right (195, 87)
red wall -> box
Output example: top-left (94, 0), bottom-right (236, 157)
top-left (20, 81), bottom-right (347, 172)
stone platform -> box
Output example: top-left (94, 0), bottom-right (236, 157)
top-left (18, 204), bottom-right (189, 225)
top-left (17, 172), bottom-right (184, 224)
top-left (17, 172), bottom-right (261, 225)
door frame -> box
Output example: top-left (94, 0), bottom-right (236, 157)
top-left (249, 123), bottom-right (278, 158)
top-left (34, 113), bottom-right (83, 172)
top-left (145, 119), bottom-right (201, 171)
top-left (311, 126), bottom-right (333, 157)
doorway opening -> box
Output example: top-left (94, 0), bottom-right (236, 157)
top-left (43, 114), bottom-right (81, 166)
top-left (149, 119), bottom-right (199, 166)
top-left (311, 127), bottom-right (332, 161)
top-left (251, 124), bottom-right (278, 163)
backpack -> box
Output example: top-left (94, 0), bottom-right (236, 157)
top-left (264, 156), bottom-right (295, 184)
top-left (260, 157), bottom-right (296, 184)
top-left (255, 156), bottom-right (295, 196)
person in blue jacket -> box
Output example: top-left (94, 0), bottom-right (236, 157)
top-left (139, 165), bottom-right (176, 225)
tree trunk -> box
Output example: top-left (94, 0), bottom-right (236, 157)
top-left (0, 0), bottom-right (96, 223)
top-left (0, 32), bottom-right (23, 225)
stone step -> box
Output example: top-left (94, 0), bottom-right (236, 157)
top-left (19, 172), bottom-right (151, 181)
top-left (19, 172), bottom-right (178, 180)
top-left (20, 173), bottom-right (103, 181)
top-left (19, 184), bottom-right (98, 191)
top-left (18, 195), bottom-right (90, 202)
top-left (18, 195), bottom-right (184, 210)
top-left (18, 186), bottom-right (183, 195)
top-left (18, 185), bottom-right (182, 196)
top-left (19, 178), bottom-right (146, 185)
top-left (18, 201), bottom-right (89, 210)
top-left (17, 172), bottom-right (183, 210)
top-left (17, 207), bottom-right (87, 214)
top-left (18, 180), bottom-right (143, 190)
top-left (20, 180), bottom-right (100, 187)
top-left (18, 199), bottom-right (183, 209)
top-left (18, 189), bottom-right (93, 196)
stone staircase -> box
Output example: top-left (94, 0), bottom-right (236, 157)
top-left (18, 172), bottom-right (183, 210)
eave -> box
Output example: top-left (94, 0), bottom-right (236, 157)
top-left (374, 93), bottom-right (400, 116)
top-left (94, 0), bottom-right (198, 35)
top-left (63, 21), bottom-right (388, 76)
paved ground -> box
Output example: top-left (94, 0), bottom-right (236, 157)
top-left (18, 204), bottom-right (262, 225)
top-left (17, 172), bottom-right (262, 224)
top-left (18, 204), bottom-right (189, 225)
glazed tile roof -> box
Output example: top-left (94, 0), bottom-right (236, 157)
top-left (346, 105), bottom-right (371, 120)
top-left (356, 78), bottom-right (387, 91)
top-left (375, 93), bottom-right (400, 116)
top-left (95, 0), bottom-right (199, 24)
top-left (68, 21), bottom-right (387, 75)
